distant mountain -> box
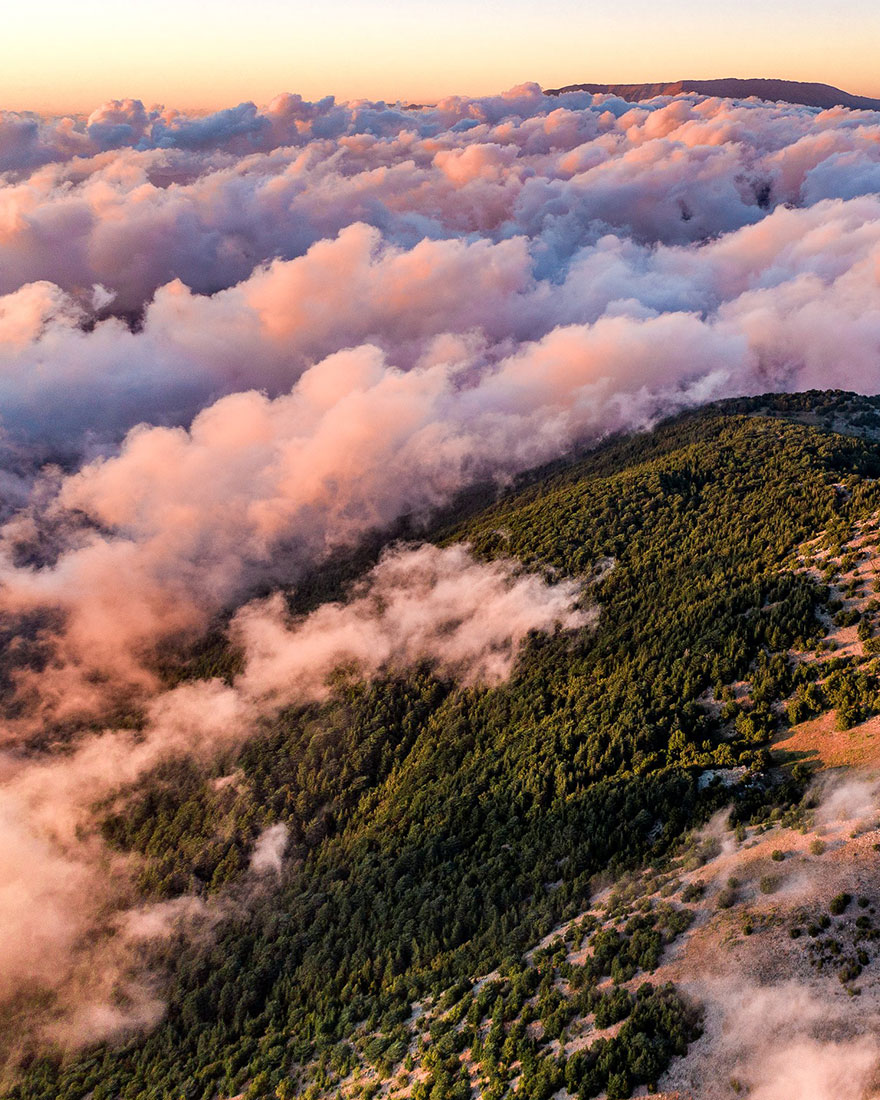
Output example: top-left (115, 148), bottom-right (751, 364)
top-left (545, 77), bottom-right (880, 111)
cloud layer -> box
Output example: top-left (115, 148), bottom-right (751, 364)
top-left (0, 86), bottom-right (879, 453)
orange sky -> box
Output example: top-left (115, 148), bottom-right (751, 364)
top-left (1, 0), bottom-right (878, 112)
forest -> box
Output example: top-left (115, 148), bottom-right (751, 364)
top-left (8, 391), bottom-right (880, 1100)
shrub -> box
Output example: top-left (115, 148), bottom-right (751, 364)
top-left (716, 888), bottom-right (736, 909)
top-left (830, 893), bottom-right (852, 916)
top-left (681, 881), bottom-right (705, 903)
top-left (771, 850), bottom-right (785, 862)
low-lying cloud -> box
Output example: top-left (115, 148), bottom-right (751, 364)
top-left (0, 543), bottom-right (587, 1060)
top-left (661, 773), bottom-right (880, 1100)
top-left (696, 981), bottom-right (880, 1100)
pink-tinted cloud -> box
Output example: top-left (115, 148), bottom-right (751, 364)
top-left (0, 88), bottom-right (877, 319)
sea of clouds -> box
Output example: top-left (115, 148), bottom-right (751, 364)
top-left (2, 81), bottom-right (880, 1069)
top-left (2, 83), bottom-right (880, 708)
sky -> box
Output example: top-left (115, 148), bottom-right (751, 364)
top-left (1, 0), bottom-right (878, 112)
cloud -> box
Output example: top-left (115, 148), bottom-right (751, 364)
top-left (0, 306), bottom-right (736, 723)
top-left (2, 193), bottom-right (880, 450)
top-left (249, 824), bottom-right (289, 876)
top-left (692, 980), bottom-right (880, 1100)
top-left (233, 542), bottom-right (591, 703)
top-left (5, 190), bottom-right (880, 713)
top-left (748, 1036), bottom-right (879, 1100)
top-left (660, 773), bottom-right (880, 1100)
top-left (0, 87), bottom-right (877, 320)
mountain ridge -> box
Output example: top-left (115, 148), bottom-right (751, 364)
top-left (11, 392), bottom-right (880, 1100)
top-left (544, 77), bottom-right (880, 111)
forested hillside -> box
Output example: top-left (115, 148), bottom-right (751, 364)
top-left (9, 393), bottom-right (880, 1100)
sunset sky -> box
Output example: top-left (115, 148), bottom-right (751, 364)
top-left (2, 0), bottom-right (878, 112)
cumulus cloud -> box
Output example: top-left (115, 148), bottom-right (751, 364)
top-left (0, 309), bottom-right (725, 719)
top-left (0, 86), bottom-right (878, 324)
top-left (2, 194), bottom-right (880, 449)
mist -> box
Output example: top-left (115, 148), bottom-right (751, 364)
top-left (0, 543), bottom-right (588, 1059)
top-left (657, 776), bottom-right (880, 1100)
